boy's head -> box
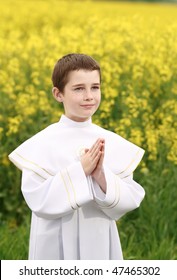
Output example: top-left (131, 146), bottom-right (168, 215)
top-left (52, 53), bottom-right (101, 92)
top-left (52, 54), bottom-right (101, 122)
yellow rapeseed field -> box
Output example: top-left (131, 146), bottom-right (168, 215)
top-left (1, 0), bottom-right (177, 260)
top-left (0, 0), bottom-right (177, 171)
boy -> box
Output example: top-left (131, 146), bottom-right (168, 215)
top-left (9, 53), bottom-right (145, 260)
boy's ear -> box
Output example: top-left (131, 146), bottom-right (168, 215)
top-left (52, 87), bottom-right (63, 103)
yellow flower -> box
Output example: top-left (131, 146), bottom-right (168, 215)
top-left (0, 127), bottom-right (4, 140)
top-left (1, 153), bottom-right (10, 166)
top-left (0, 0), bottom-right (177, 166)
top-left (6, 116), bottom-right (22, 136)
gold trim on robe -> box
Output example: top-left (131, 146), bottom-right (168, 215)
top-left (94, 175), bottom-right (120, 209)
top-left (9, 151), bottom-right (53, 180)
top-left (117, 148), bottom-right (144, 179)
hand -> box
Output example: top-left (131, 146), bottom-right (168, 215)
top-left (81, 138), bottom-right (107, 193)
top-left (91, 139), bottom-right (105, 179)
top-left (80, 138), bottom-right (104, 176)
top-left (91, 139), bottom-right (107, 193)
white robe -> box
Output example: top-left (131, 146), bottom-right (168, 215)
top-left (8, 115), bottom-right (145, 260)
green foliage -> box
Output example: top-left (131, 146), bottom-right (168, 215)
top-left (0, 217), bottom-right (30, 260)
top-left (119, 162), bottom-right (177, 259)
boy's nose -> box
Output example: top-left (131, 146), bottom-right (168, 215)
top-left (83, 90), bottom-right (93, 100)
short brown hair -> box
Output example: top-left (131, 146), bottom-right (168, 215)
top-left (51, 53), bottom-right (101, 92)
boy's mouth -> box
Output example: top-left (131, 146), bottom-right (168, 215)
top-left (80, 104), bottom-right (95, 107)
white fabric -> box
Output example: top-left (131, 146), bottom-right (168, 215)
top-left (9, 115), bottom-right (145, 260)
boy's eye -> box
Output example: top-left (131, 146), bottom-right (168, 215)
top-left (73, 86), bottom-right (100, 93)
top-left (74, 87), bottom-right (84, 91)
top-left (92, 86), bottom-right (100, 90)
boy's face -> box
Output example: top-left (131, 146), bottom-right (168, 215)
top-left (55, 70), bottom-right (101, 122)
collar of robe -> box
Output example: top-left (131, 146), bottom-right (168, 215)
top-left (59, 114), bottom-right (92, 128)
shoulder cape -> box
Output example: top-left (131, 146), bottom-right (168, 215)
top-left (9, 122), bottom-right (145, 180)
top-left (93, 124), bottom-right (145, 179)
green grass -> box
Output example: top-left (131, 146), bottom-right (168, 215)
top-left (119, 161), bottom-right (177, 260)
top-left (0, 217), bottom-right (29, 260)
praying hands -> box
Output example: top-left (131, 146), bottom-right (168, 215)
top-left (81, 138), bottom-right (107, 193)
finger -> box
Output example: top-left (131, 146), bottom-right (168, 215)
top-left (89, 139), bottom-right (100, 153)
top-left (96, 142), bottom-right (105, 165)
top-left (100, 142), bottom-right (105, 152)
top-left (97, 150), bottom-right (104, 169)
top-left (89, 139), bottom-right (105, 161)
top-left (91, 138), bottom-right (104, 150)
top-left (92, 150), bottom-right (102, 167)
top-left (89, 142), bottom-right (100, 158)
top-left (90, 143), bottom-right (102, 159)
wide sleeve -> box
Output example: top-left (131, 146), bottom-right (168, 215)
top-left (21, 162), bottom-right (93, 219)
top-left (91, 166), bottom-right (145, 221)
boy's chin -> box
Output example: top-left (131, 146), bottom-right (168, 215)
top-left (76, 114), bottom-right (92, 122)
